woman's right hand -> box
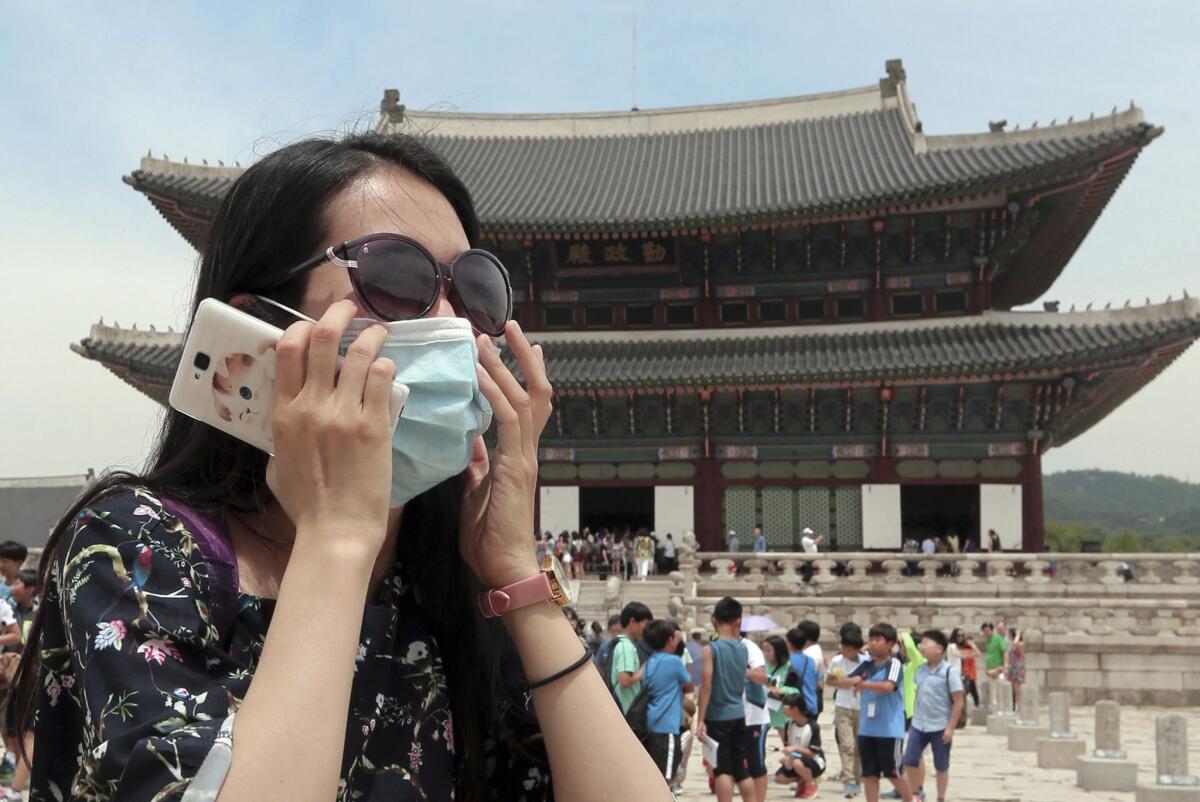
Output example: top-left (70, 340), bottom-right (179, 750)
top-left (265, 299), bottom-right (396, 556)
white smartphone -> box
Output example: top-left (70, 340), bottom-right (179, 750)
top-left (169, 298), bottom-right (409, 455)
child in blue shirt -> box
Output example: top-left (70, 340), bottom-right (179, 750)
top-left (785, 627), bottom-right (819, 713)
top-left (640, 620), bottom-right (695, 783)
top-left (844, 623), bottom-right (914, 802)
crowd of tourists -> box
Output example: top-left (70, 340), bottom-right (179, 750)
top-left (535, 527), bottom-right (681, 581)
top-left (532, 524), bottom-right (1011, 586)
top-left (588, 594), bottom-right (1029, 801)
top-left (723, 527), bottom-right (1007, 556)
top-left (0, 541), bottom-right (38, 801)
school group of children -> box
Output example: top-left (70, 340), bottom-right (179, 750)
top-left (599, 596), bottom-right (967, 802)
top-left (705, 600), bottom-right (969, 802)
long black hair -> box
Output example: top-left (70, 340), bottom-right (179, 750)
top-left (11, 132), bottom-right (506, 796)
top-left (763, 635), bottom-right (790, 670)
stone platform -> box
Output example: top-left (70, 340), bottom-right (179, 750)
top-left (673, 706), bottom-right (1199, 801)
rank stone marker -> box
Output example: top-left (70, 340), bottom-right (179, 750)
top-left (1008, 685), bottom-right (1047, 752)
top-left (1077, 700), bottom-right (1138, 792)
top-left (1037, 691), bottom-right (1086, 769)
top-left (1136, 714), bottom-right (1199, 801)
top-left (986, 678), bottom-right (1016, 736)
top-left (969, 674), bottom-right (991, 726)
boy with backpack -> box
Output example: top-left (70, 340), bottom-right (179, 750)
top-left (640, 620), bottom-right (695, 784)
top-left (785, 627), bottom-right (820, 715)
top-left (696, 596), bottom-right (756, 802)
top-left (608, 601), bottom-right (654, 714)
top-left (902, 630), bottom-right (964, 802)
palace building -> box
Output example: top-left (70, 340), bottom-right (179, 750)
top-left (75, 60), bottom-right (1199, 552)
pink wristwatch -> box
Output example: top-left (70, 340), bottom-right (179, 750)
top-left (477, 554), bottom-right (571, 618)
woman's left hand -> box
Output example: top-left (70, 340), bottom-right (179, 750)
top-left (459, 320), bottom-right (554, 588)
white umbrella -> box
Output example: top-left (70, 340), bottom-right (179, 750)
top-left (740, 614), bottom-right (778, 633)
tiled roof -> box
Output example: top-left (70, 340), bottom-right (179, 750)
top-left (397, 109), bottom-right (1153, 233)
top-left (124, 64), bottom-right (1158, 237)
top-left (514, 299), bottom-right (1200, 390)
top-left (73, 300), bottom-right (1199, 396)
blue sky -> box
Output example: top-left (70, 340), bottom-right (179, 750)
top-left (2, 1), bottom-right (1197, 480)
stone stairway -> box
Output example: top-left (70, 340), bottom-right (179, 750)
top-left (569, 575), bottom-right (675, 628)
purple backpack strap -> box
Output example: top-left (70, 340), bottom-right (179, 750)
top-left (160, 497), bottom-right (239, 650)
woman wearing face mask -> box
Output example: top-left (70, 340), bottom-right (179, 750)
top-left (12, 133), bottom-right (672, 802)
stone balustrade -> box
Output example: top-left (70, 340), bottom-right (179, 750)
top-left (688, 550), bottom-right (1200, 595)
top-left (659, 542), bottom-right (1200, 707)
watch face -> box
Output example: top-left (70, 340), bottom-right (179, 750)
top-left (546, 555), bottom-right (577, 605)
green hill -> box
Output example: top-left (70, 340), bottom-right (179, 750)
top-left (1043, 469), bottom-right (1200, 551)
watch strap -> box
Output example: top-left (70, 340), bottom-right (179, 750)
top-left (477, 573), bottom-right (555, 618)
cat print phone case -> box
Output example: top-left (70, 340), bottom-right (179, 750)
top-left (169, 298), bottom-right (409, 454)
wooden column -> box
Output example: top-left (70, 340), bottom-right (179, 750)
top-left (694, 457), bottom-right (723, 550)
top-left (1022, 451), bottom-right (1046, 552)
top-left (521, 235), bottom-right (541, 330)
top-left (868, 455), bottom-right (898, 484)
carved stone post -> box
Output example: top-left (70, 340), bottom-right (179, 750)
top-left (1007, 685), bottom-right (1047, 751)
top-left (1135, 714), bottom-right (1198, 800)
top-left (1077, 700), bottom-right (1137, 792)
top-left (1036, 691), bottom-right (1086, 769)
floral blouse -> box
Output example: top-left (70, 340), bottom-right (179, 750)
top-left (30, 487), bottom-right (553, 802)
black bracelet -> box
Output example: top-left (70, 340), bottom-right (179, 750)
top-left (526, 646), bottom-right (593, 691)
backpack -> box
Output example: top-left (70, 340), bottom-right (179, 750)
top-left (789, 652), bottom-right (819, 714)
top-left (601, 635), bottom-right (651, 723)
top-left (623, 661), bottom-right (655, 734)
top-left (945, 665), bottom-right (967, 729)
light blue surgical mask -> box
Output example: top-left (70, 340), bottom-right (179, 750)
top-left (340, 316), bottom-right (492, 506)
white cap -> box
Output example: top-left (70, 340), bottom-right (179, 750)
top-left (803, 527), bottom-right (814, 535)
top-left (729, 529), bottom-right (736, 535)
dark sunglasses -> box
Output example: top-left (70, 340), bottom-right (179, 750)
top-left (250, 233), bottom-right (513, 337)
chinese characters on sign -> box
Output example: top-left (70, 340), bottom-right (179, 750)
top-left (558, 237), bottom-right (675, 269)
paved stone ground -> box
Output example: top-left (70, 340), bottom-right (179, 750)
top-left (674, 707), bottom-right (1199, 801)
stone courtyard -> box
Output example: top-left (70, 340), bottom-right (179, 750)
top-left (674, 706), bottom-right (1199, 801)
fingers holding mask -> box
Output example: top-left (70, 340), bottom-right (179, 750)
top-left (475, 361), bottom-right (524, 456)
top-left (475, 332), bottom-right (533, 457)
top-left (503, 321), bottom-right (553, 435)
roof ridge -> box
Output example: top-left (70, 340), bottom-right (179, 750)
top-left (79, 321), bottom-right (180, 346)
top-left (401, 83), bottom-right (883, 123)
top-left (925, 106), bottom-right (1152, 151)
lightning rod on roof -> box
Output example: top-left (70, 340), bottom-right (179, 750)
top-left (630, 16), bottom-right (638, 112)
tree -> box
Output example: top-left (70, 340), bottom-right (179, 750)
top-left (1102, 531), bottom-right (1143, 553)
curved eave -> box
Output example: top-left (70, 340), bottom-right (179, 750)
top-left (1045, 337), bottom-right (1193, 448)
top-left (514, 300), bottom-right (1200, 393)
top-left (74, 302), bottom-right (1200, 451)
